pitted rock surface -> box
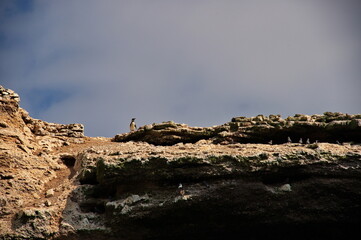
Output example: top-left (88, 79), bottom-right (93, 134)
top-left (1, 86), bottom-right (361, 240)
top-left (114, 112), bottom-right (361, 145)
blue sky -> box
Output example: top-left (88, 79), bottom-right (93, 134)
top-left (1, 0), bottom-right (360, 137)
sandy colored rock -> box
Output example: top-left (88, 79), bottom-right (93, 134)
top-left (45, 200), bottom-right (52, 207)
top-left (1, 86), bottom-right (361, 240)
top-left (114, 113), bottom-right (361, 145)
top-left (45, 189), bottom-right (55, 198)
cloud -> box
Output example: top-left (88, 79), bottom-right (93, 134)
top-left (1, 0), bottom-right (360, 137)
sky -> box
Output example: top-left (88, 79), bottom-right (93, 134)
top-left (0, 0), bottom-right (360, 137)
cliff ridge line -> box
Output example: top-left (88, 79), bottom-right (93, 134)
top-left (1, 85), bottom-right (361, 240)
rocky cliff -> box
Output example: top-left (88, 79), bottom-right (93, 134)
top-left (0, 86), bottom-right (84, 139)
top-left (1, 86), bottom-right (361, 240)
top-left (114, 113), bottom-right (361, 145)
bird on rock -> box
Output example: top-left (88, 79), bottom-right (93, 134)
top-left (129, 118), bottom-right (137, 132)
top-left (178, 183), bottom-right (185, 196)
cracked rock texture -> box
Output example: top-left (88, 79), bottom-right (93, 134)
top-left (1, 86), bottom-right (361, 240)
top-left (114, 112), bottom-right (361, 145)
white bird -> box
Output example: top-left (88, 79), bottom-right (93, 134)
top-left (178, 183), bottom-right (185, 196)
top-left (129, 118), bottom-right (137, 132)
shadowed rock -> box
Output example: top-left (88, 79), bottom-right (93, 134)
top-left (69, 142), bottom-right (361, 240)
top-left (2, 86), bottom-right (361, 240)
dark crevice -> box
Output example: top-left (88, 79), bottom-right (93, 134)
top-left (79, 172), bottom-right (99, 185)
top-left (61, 155), bottom-right (76, 167)
top-left (0, 174), bottom-right (14, 180)
top-left (79, 199), bottom-right (106, 213)
top-left (60, 155), bottom-right (77, 179)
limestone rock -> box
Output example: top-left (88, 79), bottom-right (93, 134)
top-left (0, 196), bottom-right (7, 207)
top-left (114, 121), bottom-right (226, 145)
top-left (44, 200), bottom-right (52, 207)
top-left (114, 113), bottom-right (361, 145)
top-left (1, 85), bottom-right (361, 240)
top-left (14, 208), bottom-right (56, 239)
top-left (69, 142), bottom-right (361, 240)
top-left (278, 183), bottom-right (292, 192)
top-left (45, 189), bottom-right (54, 198)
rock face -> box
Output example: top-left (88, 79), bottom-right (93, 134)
top-left (0, 86), bottom-right (85, 239)
top-left (22, 113), bottom-right (84, 138)
top-left (1, 86), bottom-right (361, 240)
top-left (65, 142), bottom-right (361, 240)
top-left (0, 85), bottom-right (21, 115)
top-left (114, 113), bottom-right (361, 145)
top-left (0, 85), bottom-right (84, 138)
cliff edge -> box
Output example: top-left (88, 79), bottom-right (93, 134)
top-left (1, 86), bottom-right (361, 240)
top-left (114, 113), bottom-right (361, 145)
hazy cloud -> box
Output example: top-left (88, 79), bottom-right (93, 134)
top-left (1, 0), bottom-right (360, 136)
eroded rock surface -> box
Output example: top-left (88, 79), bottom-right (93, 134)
top-left (1, 85), bottom-right (84, 139)
top-left (1, 86), bottom-right (361, 240)
top-left (114, 113), bottom-right (361, 145)
top-left (65, 141), bottom-right (361, 240)
top-left (0, 86), bottom-right (85, 239)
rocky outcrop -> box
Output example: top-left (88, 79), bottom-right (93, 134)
top-left (114, 121), bottom-right (226, 145)
top-left (21, 111), bottom-right (84, 138)
top-left (0, 86), bottom-right (85, 240)
top-left (0, 85), bottom-right (20, 102)
top-left (114, 113), bottom-right (361, 145)
top-left (63, 142), bottom-right (361, 240)
top-left (0, 85), bottom-right (84, 138)
top-left (0, 85), bottom-right (20, 114)
top-left (230, 112), bottom-right (361, 144)
top-left (1, 85), bottom-right (361, 240)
